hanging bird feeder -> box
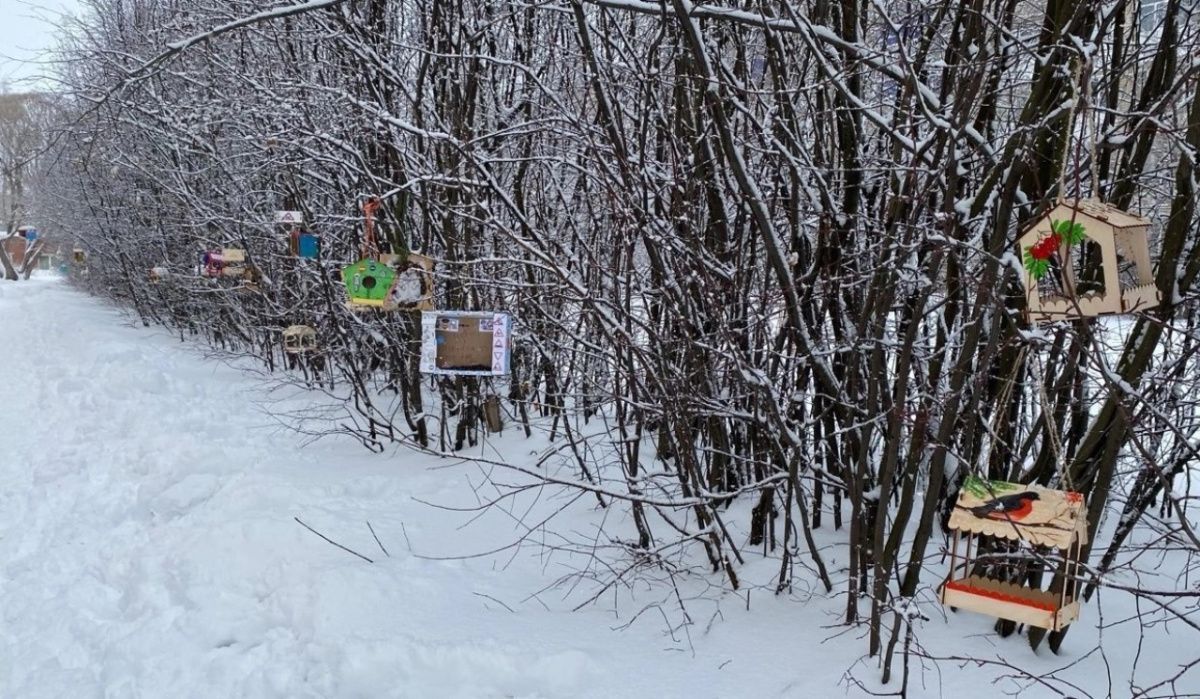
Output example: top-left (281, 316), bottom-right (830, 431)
top-left (278, 211), bottom-right (319, 259)
top-left (73, 247), bottom-right (85, 264)
top-left (239, 264), bottom-right (262, 293)
top-left (201, 250), bottom-right (223, 277)
top-left (221, 248), bottom-right (248, 278)
top-left (149, 266), bottom-right (168, 283)
top-left (342, 196), bottom-right (434, 310)
top-left (201, 248), bottom-right (248, 278)
top-left (1018, 199), bottom-right (1160, 322)
top-left (342, 258), bottom-right (397, 308)
top-left (282, 325), bottom-right (318, 354)
top-left (940, 476), bottom-right (1088, 633)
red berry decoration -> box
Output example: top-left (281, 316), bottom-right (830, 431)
top-left (1031, 236), bottom-right (1057, 260)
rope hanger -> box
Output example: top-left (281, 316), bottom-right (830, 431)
top-left (361, 196), bottom-right (382, 260)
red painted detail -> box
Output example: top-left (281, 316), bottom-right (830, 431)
top-left (944, 579), bottom-right (1058, 612)
top-left (984, 498), bottom-right (1035, 521)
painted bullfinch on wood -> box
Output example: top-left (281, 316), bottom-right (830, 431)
top-left (969, 491), bottom-right (1040, 521)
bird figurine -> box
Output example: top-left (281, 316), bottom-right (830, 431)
top-left (968, 491), bottom-right (1040, 521)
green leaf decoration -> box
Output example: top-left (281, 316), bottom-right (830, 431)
top-left (1023, 250), bottom-right (1050, 279)
top-left (1066, 221), bottom-right (1087, 244)
top-left (963, 474), bottom-right (1020, 499)
top-left (1050, 219), bottom-right (1087, 245)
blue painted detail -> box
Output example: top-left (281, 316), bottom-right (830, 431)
top-left (297, 233), bottom-right (318, 259)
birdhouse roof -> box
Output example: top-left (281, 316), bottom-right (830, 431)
top-left (948, 477), bottom-right (1088, 549)
top-left (1071, 199), bottom-right (1150, 229)
top-left (283, 324), bottom-right (316, 337)
top-left (1020, 199), bottom-right (1150, 243)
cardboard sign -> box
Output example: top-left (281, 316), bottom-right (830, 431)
top-left (420, 311), bottom-right (511, 376)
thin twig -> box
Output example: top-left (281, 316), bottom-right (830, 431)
top-left (366, 520), bottom-right (390, 558)
top-left (295, 516), bottom-right (374, 563)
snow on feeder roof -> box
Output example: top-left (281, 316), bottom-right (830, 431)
top-left (947, 477), bottom-right (1088, 550)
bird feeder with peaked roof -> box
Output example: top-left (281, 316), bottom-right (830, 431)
top-left (941, 476), bottom-right (1088, 633)
top-left (282, 325), bottom-right (318, 354)
top-left (1018, 199), bottom-right (1160, 322)
top-left (342, 258), bottom-right (397, 309)
top-left (340, 196), bottom-right (437, 311)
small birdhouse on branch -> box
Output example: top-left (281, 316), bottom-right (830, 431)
top-left (282, 325), bottom-right (318, 354)
top-left (1018, 199), bottom-right (1160, 322)
top-left (940, 476), bottom-right (1088, 633)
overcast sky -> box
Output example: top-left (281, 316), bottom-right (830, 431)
top-left (0, 0), bottom-right (81, 90)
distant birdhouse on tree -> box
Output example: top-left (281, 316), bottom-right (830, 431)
top-left (941, 476), bottom-right (1088, 633)
top-left (1018, 200), bottom-right (1160, 322)
top-left (201, 248), bottom-right (248, 278)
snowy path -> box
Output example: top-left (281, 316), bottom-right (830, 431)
top-left (0, 279), bottom-right (823, 698)
top-left (1, 279), bottom-right (1193, 698)
top-left (0, 279), bottom-right (612, 697)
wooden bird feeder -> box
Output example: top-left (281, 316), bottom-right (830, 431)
top-left (342, 253), bottom-right (435, 311)
top-left (941, 476), bottom-right (1088, 633)
top-left (282, 325), bottom-right (318, 354)
top-left (149, 266), bottom-right (168, 283)
top-left (239, 265), bottom-right (262, 293)
top-left (1018, 200), bottom-right (1160, 322)
top-left (201, 248), bottom-right (248, 278)
top-left (342, 258), bottom-right (397, 309)
top-left (73, 247), bottom-right (85, 264)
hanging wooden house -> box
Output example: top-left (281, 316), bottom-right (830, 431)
top-left (149, 266), bottom-right (169, 283)
top-left (940, 477), bottom-right (1088, 633)
top-left (282, 325), bottom-right (318, 354)
top-left (201, 248), bottom-right (248, 278)
top-left (342, 258), bottom-right (397, 309)
top-left (1018, 200), bottom-right (1160, 322)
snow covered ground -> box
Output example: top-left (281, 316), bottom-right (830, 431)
top-left (1, 277), bottom-right (1195, 698)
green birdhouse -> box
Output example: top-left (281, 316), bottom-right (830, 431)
top-left (342, 258), bottom-right (397, 308)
